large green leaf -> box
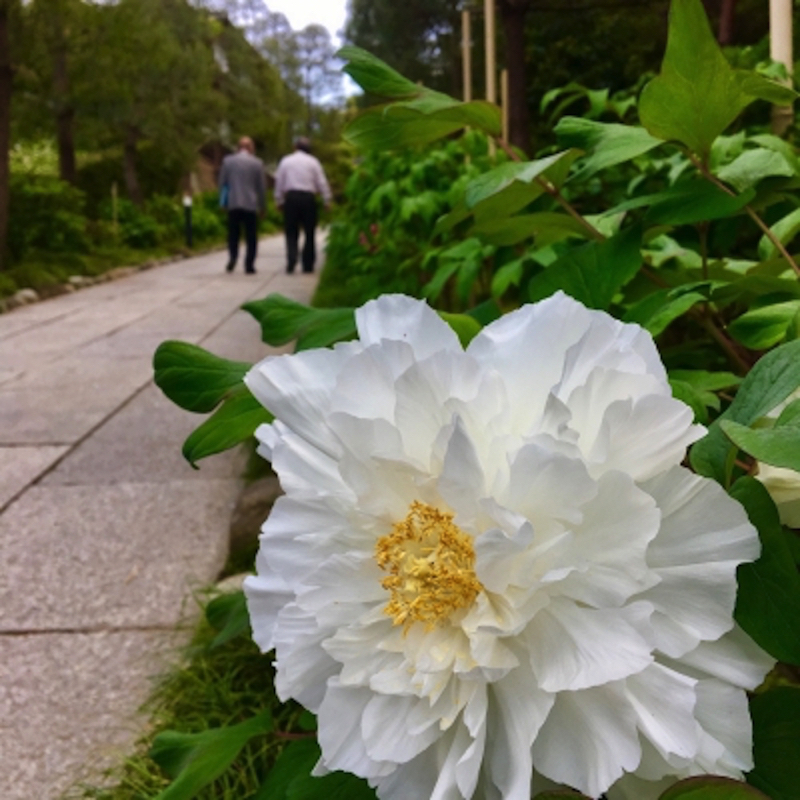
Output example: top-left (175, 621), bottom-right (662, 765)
top-left (690, 339), bottom-right (800, 485)
top-left (257, 739), bottom-right (377, 800)
top-left (528, 224), bottom-right (642, 310)
top-left (728, 301), bottom-right (800, 350)
top-left (336, 45), bottom-right (424, 98)
top-left (716, 148), bottom-right (796, 192)
top-left (153, 341), bottom-right (251, 413)
top-left (658, 776), bottom-right (769, 799)
top-left (721, 399), bottom-right (800, 471)
top-left (730, 478), bottom-right (800, 665)
top-left (182, 387), bottom-right (272, 468)
top-left (465, 151), bottom-right (580, 210)
top-left (749, 687), bottom-right (800, 800)
top-left (471, 212), bottom-right (587, 247)
top-left (644, 181), bottom-right (754, 225)
top-left (638, 0), bottom-right (795, 158)
top-left (242, 295), bottom-right (356, 351)
top-left (344, 101), bottom-right (501, 150)
top-left (624, 289), bottom-right (705, 336)
top-left (150, 712), bottom-right (273, 800)
top-left (554, 117), bottom-right (663, 182)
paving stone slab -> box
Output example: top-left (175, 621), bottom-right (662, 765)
top-left (42, 384), bottom-right (247, 486)
top-left (0, 480), bottom-right (236, 631)
top-left (0, 445), bottom-right (69, 508)
top-left (0, 629), bottom-right (178, 800)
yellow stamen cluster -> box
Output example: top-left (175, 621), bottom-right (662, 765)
top-left (376, 501), bottom-right (483, 630)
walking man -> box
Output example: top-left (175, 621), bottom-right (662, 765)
top-left (274, 137), bottom-right (332, 274)
top-left (218, 136), bottom-right (266, 274)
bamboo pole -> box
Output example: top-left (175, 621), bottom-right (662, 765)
top-left (501, 68), bottom-right (509, 143)
top-left (770, 0), bottom-right (794, 135)
top-left (462, 10), bottom-right (472, 103)
top-left (485, 0), bottom-right (496, 155)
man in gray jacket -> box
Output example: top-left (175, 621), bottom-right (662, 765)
top-left (218, 136), bottom-right (266, 274)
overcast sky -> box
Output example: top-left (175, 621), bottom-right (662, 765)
top-left (266, 0), bottom-right (349, 44)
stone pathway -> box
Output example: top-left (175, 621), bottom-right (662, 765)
top-left (0, 235), bottom-right (320, 799)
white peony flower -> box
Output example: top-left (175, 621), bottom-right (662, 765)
top-left (243, 293), bottom-right (773, 800)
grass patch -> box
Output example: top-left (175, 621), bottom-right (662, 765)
top-left (62, 593), bottom-right (301, 800)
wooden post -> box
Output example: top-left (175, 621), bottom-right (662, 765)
top-left (770, 0), bottom-right (794, 135)
top-left (462, 10), bottom-right (472, 103)
top-left (485, 0), bottom-right (496, 155)
top-left (501, 68), bottom-right (509, 144)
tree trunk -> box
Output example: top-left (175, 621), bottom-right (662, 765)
top-left (0, 2), bottom-right (13, 270)
top-left (498, 0), bottom-right (532, 154)
top-left (718, 0), bottom-right (736, 45)
top-left (123, 127), bottom-right (144, 206)
top-left (53, 43), bottom-right (76, 184)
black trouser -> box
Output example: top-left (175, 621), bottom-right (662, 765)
top-left (227, 208), bottom-right (258, 272)
top-left (283, 190), bottom-right (318, 273)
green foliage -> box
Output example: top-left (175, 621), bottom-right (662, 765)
top-left (639, 0), bottom-right (794, 161)
top-left (149, 712), bottom-right (273, 800)
top-left (731, 478), bottom-right (800, 665)
top-left (749, 687), bottom-right (800, 800)
top-left (657, 776), bottom-right (769, 798)
top-left (8, 174), bottom-right (88, 261)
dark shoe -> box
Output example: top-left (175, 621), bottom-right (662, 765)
top-left (302, 268), bottom-right (314, 274)
top-left (285, 267), bottom-right (295, 274)
top-left (225, 261), bottom-right (235, 273)
top-left (245, 268), bottom-right (257, 274)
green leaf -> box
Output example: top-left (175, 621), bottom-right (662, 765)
top-left (638, 0), bottom-right (795, 158)
top-left (344, 100), bottom-right (501, 150)
top-left (182, 387), bottom-right (272, 468)
top-left (554, 117), bottom-right (663, 182)
top-left (730, 477), bottom-right (800, 665)
top-left (336, 45), bottom-right (424, 98)
top-left (728, 301), bottom-right (800, 350)
top-left (472, 212), bottom-right (587, 247)
top-left (150, 712), bottom-right (273, 800)
top-left (690, 339), bottom-right (800, 484)
top-left (204, 590), bottom-right (251, 648)
top-left (749, 687), bottom-right (800, 800)
top-left (258, 739), bottom-right (377, 800)
top-left (532, 792), bottom-right (589, 800)
top-left (716, 148), bottom-right (796, 192)
top-left (721, 402), bottom-right (800, 471)
top-left (643, 180), bottom-right (754, 226)
top-left (658, 775), bottom-right (769, 799)
top-left (758, 207), bottom-right (800, 261)
top-left (242, 294), bottom-right (356, 351)
top-left (624, 289), bottom-right (705, 336)
top-left (153, 341), bottom-right (251, 413)
top-left (438, 311), bottom-right (482, 347)
top-left (528, 224), bottom-right (642, 310)
top-left (491, 258), bottom-right (525, 297)
top-left (465, 150), bottom-right (580, 210)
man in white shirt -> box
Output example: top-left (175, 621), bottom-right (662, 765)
top-left (274, 137), bottom-right (332, 274)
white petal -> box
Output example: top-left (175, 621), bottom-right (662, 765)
top-left (532, 682), bottom-right (641, 798)
top-left (674, 625), bottom-right (774, 690)
top-left (317, 683), bottom-right (396, 778)
top-left (245, 342), bottom-right (360, 454)
top-left (438, 416), bottom-right (487, 522)
top-left (525, 599), bottom-right (653, 692)
top-left (643, 466), bottom-right (760, 569)
top-left (243, 551), bottom-right (292, 653)
top-left (363, 694), bottom-right (441, 763)
top-left (484, 668), bottom-right (555, 799)
top-left (624, 663), bottom-right (699, 761)
top-left (694, 679), bottom-right (753, 775)
top-left (356, 294), bottom-right (462, 359)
